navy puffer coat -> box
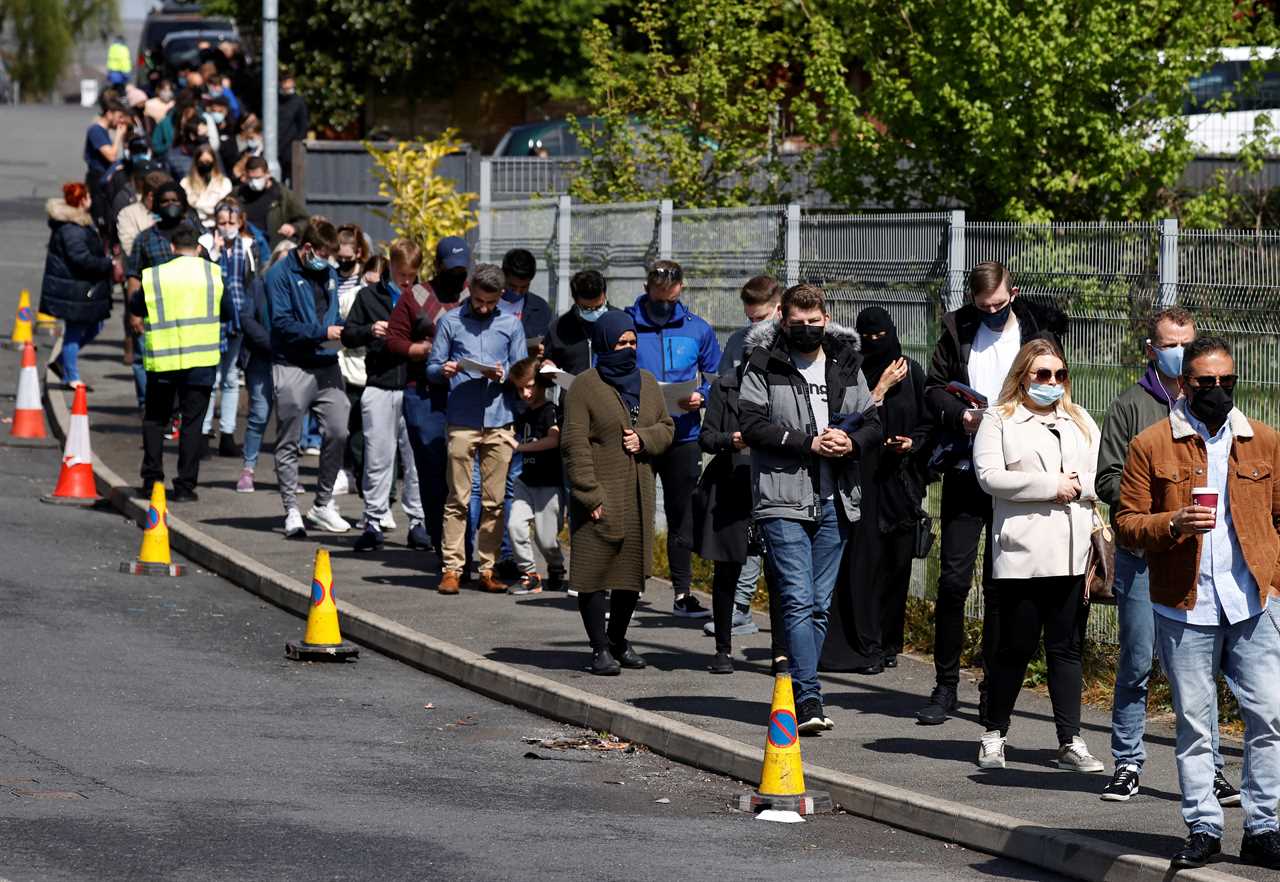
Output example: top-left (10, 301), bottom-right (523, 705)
top-left (39, 198), bottom-right (114, 325)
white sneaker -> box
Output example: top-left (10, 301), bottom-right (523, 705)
top-left (306, 500), bottom-right (351, 533)
top-left (978, 730), bottom-right (1006, 769)
top-left (283, 508), bottom-right (306, 539)
top-left (332, 469), bottom-right (351, 496)
top-left (1057, 736), bottom-right (1105, 773)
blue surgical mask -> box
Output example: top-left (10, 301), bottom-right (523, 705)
top-left (980, 302), bottom-right (1012, 331)
top-left (210, 111), bottom-right (225, 126)
top-left (177, 75), bottom-right (188, 89)
top-left (1153, 343), bottom-right (1184, 379)
top-left (1027, 383), bottom-right (1065, 407)
top-left (304, 252), bottom-right (329, 273)
top-left (577, 304), bottom-right (607, 323)
top-left (501, 288), bottom-right (524, 303)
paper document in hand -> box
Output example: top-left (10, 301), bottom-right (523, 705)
top-left (660, 379), bottom-right (699, 416)
top-left (539, 365), bottom-right (574, 390)
top-left (459, 357), bottom-right (499, 375)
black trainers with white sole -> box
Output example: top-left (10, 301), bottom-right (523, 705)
top-left (1101, 764), bottom-right (1140, 801)
top-left (796, 699), bottom-right (827, 736)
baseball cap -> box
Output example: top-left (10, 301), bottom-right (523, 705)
top-left (436, 236), bottom-right (470, 271)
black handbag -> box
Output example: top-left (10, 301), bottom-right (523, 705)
top-left (912, 515), bottom-right (935, 559)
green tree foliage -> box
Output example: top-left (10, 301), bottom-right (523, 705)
top-left (0, 0), bottom-right (117, 97)
top-left (569, 0), bottom-right (811, 207)
top-left (800, 0), bottom-right (1278, 221)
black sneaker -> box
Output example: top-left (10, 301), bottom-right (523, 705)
top-left (169, 487), bottom-right (199, 503)
top-left (1213, 772), bottom-right (1241, 807)
top-left (916, 685), bottom-right (958, 726)
top-left (1171, 832), bottom-right (1221, 869)
top-left (673, 594), bottom-right (711, 618)
top-left (772, 656), bottom-right (790, 676)
top-left (354, 525), bottom-right (383, 553)
top-left (1240, 830), bottom-right (1280, 869)
top-left (406, 522), bottom-right (433, 551)
top-left (708, 651), bottom-right (734, 674)
top-left (797, 699), bottom-right (826, 736)
top-left (883, 654), bottom-right (898, 668)
top-left (495, 558), bottom-right (522, 581)
top-left (545, 571), bottom-right (566, 592)
top-left (611, 642), bottom-right (647, 669)
top-left (589, 648), bottom-right (621, 676)
top-left (1101, 764), bottom-right (1140, 802)
top-left (218, 434), bottom-right (244, 458)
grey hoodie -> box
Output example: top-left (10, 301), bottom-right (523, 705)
top-left (738, 319), bottom-right (883, 523)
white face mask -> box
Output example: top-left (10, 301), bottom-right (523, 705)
top-left (248, 176), bottom-right (268, 192)
top-left (219, 225), bottom-right (239, 241)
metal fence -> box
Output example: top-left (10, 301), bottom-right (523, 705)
top-left (478, 198), bottom-right (1280, 644)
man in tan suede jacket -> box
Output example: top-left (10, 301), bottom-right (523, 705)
top-left (1116, 336), bottom-right (1280, 871)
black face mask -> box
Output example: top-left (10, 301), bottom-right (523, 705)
top-left (786, 323), bottom-right (825, 353)
top-left (980, 301), bottom-right (1012, 330)
top-left (336, 259), bottom-right (358, 274)
top-left (1188, 385), bottom-right (1234, 434)
top-left (434, 269), bottom-right (467, 303)
top-left (157, 203), bottom-right (184, 224)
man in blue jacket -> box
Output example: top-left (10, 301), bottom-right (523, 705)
top-left (265, 218), bottom-right (350, 538)
top-left (428, 263), bottom-right (528, 595)
top-left (625, 260), bottom-right (722, 617)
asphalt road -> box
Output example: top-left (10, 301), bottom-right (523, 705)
top-left (0, 104), bottom-right (1074, 882)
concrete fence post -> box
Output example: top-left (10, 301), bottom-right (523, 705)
top-left (785, 203), bottom-right (801, 287)
top-left (1158, 218), bottom-right (1179, 307)
top-left (947, 210), bottom-right (967, 312)
top-left (659, 199), bottom-right (673, 261)
top-left (477, 159), bottom-right (492, 263)
top-left (557, 195), bottom-right (572, 314)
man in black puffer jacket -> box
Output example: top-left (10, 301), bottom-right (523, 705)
top-left (41, 183), bottom-right (115, 387)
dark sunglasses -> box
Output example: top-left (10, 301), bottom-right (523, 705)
top-left (1189, 374), bottom-right (1238, 390)
top-left (213, 202), bottom-right (242, 216)
top-left (648, 266), bottom-right (683, 284)
top-left (1029, 368), bottom-right (1069, 383)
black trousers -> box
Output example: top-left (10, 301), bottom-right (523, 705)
top-left (933, 468), bottom-right (997, 689)
top-left (985, 575), bottom-right (1089, 744)
top-left (141, 370), bottom-right (212, 493)
top-left (653, 440), bottom-right (701, 595)
top-left (877, 524), bottom-right (917, 659)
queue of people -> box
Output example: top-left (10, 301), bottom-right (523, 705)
top-left (40, 137), bottom-right (1280, 869)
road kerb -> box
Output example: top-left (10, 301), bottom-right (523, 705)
top-left (43, 384), bottom-right (1252, 882)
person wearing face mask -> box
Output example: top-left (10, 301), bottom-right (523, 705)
top-left (277, 72), bottom-right (309, 186)
top-left (544, 269), bottom-right (617, 376)
top-left (265, 218), bottom-right (351, 538)
top-left (918, 261), bottom-right (1067, 727)
top-left (972, 338), bottom-right (1102, 774)
top-left (145, 81), bottom-right (175, 127)
top-left (180, 145), bottom-right (231, 228)
top-left (115, 169), bottom-right (167, 257)
top-left (624, 260), bottom-right (723, 618)
top-left (386, 236), bottom-right (472, 558)
top-left (1096, 308), bottom-right (1236, 806)
top-left (125, 179), bottom-right (202, 408)
top-left (821, 306), bottom-right (932, 675)
top-left (426, 263), bottom-right (527, 595)
top-left (341, 239), bottom-right (431, 555)
top-left (561, 312), bottom-right (675, 674)
top-left (738, 284), bottom-right (882, 734)
top-left (1116, 337), bottom-right (1280, 871)
top-left (332, 224), bottom-right (372, 498)
top-left (237, 156), bottom-right (308, 247)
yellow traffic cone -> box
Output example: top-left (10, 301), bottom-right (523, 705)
top-left (735, 673), bottom-right (832, 822)
top-left (6, 289), bottom-right (34, 349)
top-left (286, 549), bottom-right (359, 661)
top-left (120, 483), bottom-right (185, 576)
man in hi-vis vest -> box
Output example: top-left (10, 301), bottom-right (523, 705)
top-left (128, 226), bottom-right (231, 502)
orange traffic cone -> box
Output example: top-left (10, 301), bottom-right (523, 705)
top-left (735, 673), bottom-right (832, 822)
top-left (120, 483), bottom-right (185, 576)
top-left (41, 384), bottom-right (99, 505)
top-left (5, 289), bottom-right (34, 349)
top-left (3, 342), bottom-right (51, 446)
top-left (286, 548), bottom-right (359, 661)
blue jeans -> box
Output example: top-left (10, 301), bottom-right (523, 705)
top-left (1111, 548), bottom-right (1222, 772)
top-left (241, 357), bottom-right (273, 469)
top-left (302, 413), bottom-right (322, 450)
top-left (759, 500), bottom-right (849, 706)
top-left (201, 335), bottom-right (243, 436)
top-left (58, 320), bottom-right (103, 383)
top-left (1156, 606), bottom-right (1280, 838)
top-left (469, 452), bottom-right (520, 565)
top-left (403, 384), bottom-right (448, 550)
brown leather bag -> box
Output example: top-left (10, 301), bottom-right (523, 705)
top-left (1085, 504), bottom-right (1116, 604)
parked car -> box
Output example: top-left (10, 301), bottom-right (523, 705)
top-left (136, 4), bottom-right (238, 85)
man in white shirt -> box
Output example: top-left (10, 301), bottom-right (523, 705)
top-left (917, 261), bottom-right (1065, 725)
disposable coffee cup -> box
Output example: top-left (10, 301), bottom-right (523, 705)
top-left (1192, 486), bottom-right (1218, 528)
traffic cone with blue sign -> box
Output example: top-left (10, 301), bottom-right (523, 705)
top-left (120, 482), bottom-right (185, 576)
top-left (5, 289), bottom-right (33, 350)
top-left (286, 548), bottom-right (358, 662)
top-left (736, 673), bottom-right (832, 822)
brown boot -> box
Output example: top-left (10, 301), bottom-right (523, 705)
top-left (438, 570), bottom-right (461, 595)
top-left (478, 570), bottom-right (507, 593)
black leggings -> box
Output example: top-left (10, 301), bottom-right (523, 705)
top-left (654, 441), bottom-right (701, 595)
top-left (578, 590), bottom-right (641, 652)
top-left (985, 575), bottom-right (1089, 744)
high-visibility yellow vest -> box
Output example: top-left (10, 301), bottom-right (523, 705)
top-left (142, 255), bottom-right (223, 373)
top-left (107, 42), bottom-right (132, 75)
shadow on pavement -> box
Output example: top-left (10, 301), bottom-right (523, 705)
top-left (631, 694), bottom-right (770, 726)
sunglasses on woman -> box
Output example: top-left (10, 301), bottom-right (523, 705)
top-left (1188, 374), bottom-right (1238, 390)
top-left (213, 202), bottom-right (242, 216)
top-left (1029, 368), bottom-right (1069, 383)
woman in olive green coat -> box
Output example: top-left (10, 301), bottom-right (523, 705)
top-left (561, 312), bottom-right (674, 675)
